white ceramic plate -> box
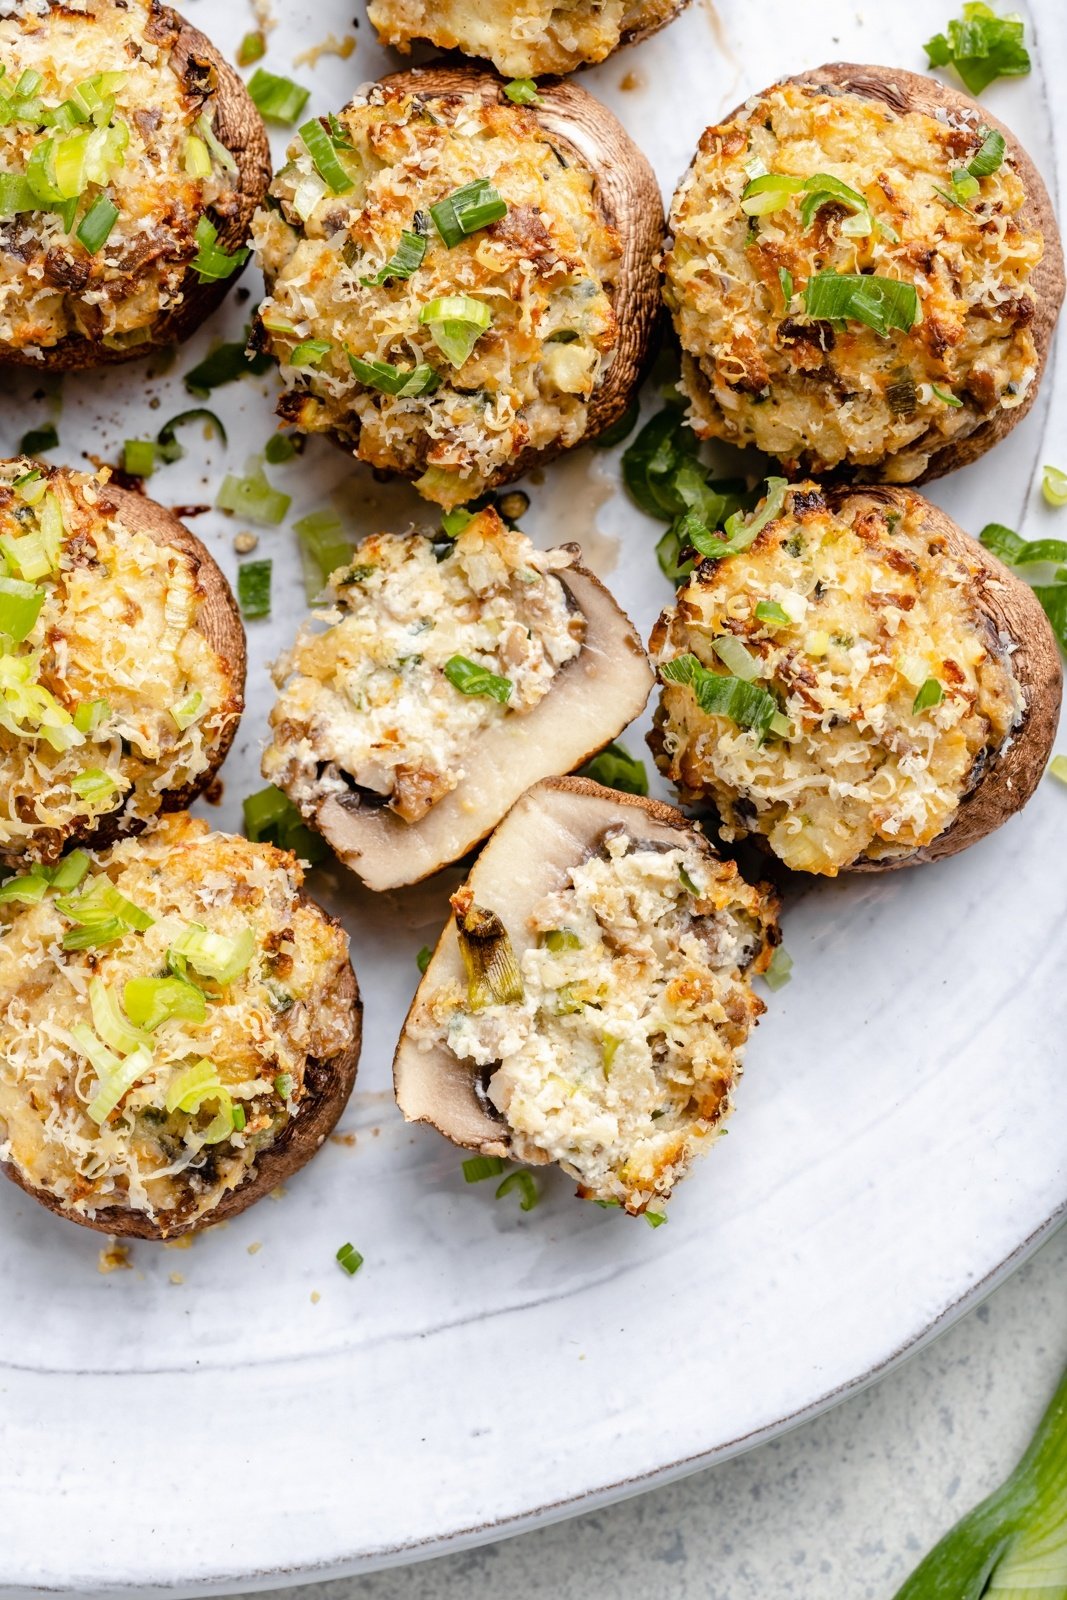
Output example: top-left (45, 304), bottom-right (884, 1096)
top-left (2, 1), bottom-right (1066, 1594)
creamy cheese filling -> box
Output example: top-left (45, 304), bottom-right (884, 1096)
top-left (265, 510), bottom-right (584, 825)
top-left (663, 81), bottom-right (1044, 479)
top-left (367, 0), bottom-right (669, 76)
top-left (253, 87), bottom-right (620, 508)
top-left (0, 0), bottom-right (235, 354)
top-left (414, 829), bottom-right (775, 1212)
top-left (0, 815), bottom-right (354, 1228)
top-left (0, 460), bottom-right (239, 862)
top-left (652, 485), bottom-right (1023, 874)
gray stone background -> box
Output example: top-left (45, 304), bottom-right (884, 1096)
top-left (249, 1225), bottom-right (1067, 1600)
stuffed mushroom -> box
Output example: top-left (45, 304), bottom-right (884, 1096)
top-left (395, 776), bottom-right (780, 1214)
top-left (0, 814), bottom-right (360, 1239)
top-left (661, 64), bottom-right (1065, 483)
top-left (0, 0), bottom-right (270, 368)
top-left (366, 0), bottom-right (689, 78)
top-left (252, 66), bottom-right (662, 510)
top-left (650, 481), bottom-right (1062, 875)
top-left (263, 508), bottom-right (653, 890)
top-left (0, 459), bottom-right (245, 867)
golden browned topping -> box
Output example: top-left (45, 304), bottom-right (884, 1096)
top-left (0, 0), bottom-right (242, 357)
top-left (663, 80), bottom-right (1045, 479)
top-left (651, 484), bottom-right (1022, 874)
top-left (253, 85), bottom-right (620, 508)
top-left (0, 815), bottom-right (355, 1229)
top-left (0, 460), bottom-right (240, 864)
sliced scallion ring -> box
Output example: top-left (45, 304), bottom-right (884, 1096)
top-left (0, 576), bottom-right (45, 643)
top-left (1041, 465), bottom-right (1067, 508)
top-left (75, 193), bottom-right (118, 254)
top-left (802, 272), bottom-right (919, 337)
top-left (347, 354), bottom-right (440, 397)
top-left (299, 117), bottom-right (353, 194)
top-left (288, 337), bottom-right (332, 367)
top-left (122, 439), bottom-right (155, 478)
top-left (247, 68), bottom-right (310, 126)
top-left (359, 229), bottom-right (428, 286)
top-left (659, 653), bottom-right (786, 738)
top-left (190, 214), bottom-right (249, 284)
top-left (429, 179), bottom-right (507, 247)
top-left (712, 635), bottom-right (760, 681)
top-left (418, 294), bottom-right (492, 367)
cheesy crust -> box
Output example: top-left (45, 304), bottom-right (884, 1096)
top-left (0, 815), bottom-right (355, 1230)
top-left (410, 827), bottom-right (777, 1212)
top-left (0, 0), bottom-right (240, 358)
top-left (367, 0), bottom-right (679, 78)
top-left (650, 484), bottom-right (1023, 875)
top-left (0, 460), bottom-right (241, 864)
top-left (264, 509), bottom-right (584, 825)
top-left (252, 85), bottom-right (621, 509)
top-left (663, 80), bottom-right (1046, 480)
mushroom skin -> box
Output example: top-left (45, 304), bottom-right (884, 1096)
top-left (394, 775), bottom-right (780, 1212)
top-left (0, 1), bottom-right (270, 370)
top-left (649, 483), bottom-right (1062, 875)
top-left (253, 65), bottom-right (663, 507)
top-left (663, 63), bottom-right (1065, 484)
top-left (366, 0), bottom-right (691, 79)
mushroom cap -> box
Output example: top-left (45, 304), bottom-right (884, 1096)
top-left (311, 550), bottom-right (654, 891)
top-left (0, 6), bottom-right (271, 371)
top-left (1, 902), bottom-right (362, 1241)
top-left (393, 774), bottom-right (761, 1153)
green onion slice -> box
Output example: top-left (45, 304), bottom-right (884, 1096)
top-left (18, 424), bottom-right (58, 457)
top-left (237, 31), bottom-right (267, 67)
top-left (924, 5), bottom-right (1030, 96)
top-left (912, 677), bottom-right (944, 713)
top-left (89, 976), bottom-right (151, 1055)
top-left (122, 439), bottom-right (155, 478)
top-left (740, 172), bottom-right (807, 216)
top-left (504, 78), bottom-right (541, 105)
top-left (712, 635), bottom-right (760, 680)
top-left (168, 922), bottom-right (256, 985)
top-left (124, 976), bottom-right (206, 1031)
top-left (577, 740), bottom-right (649, 795)
top-left (764, 946), bottom-right (793, 991)
top-left (659, 653), bottom-right (786, 738)
top-left (0, 577), bottom-right (44, 644)
top-left (70, 767), bottom-right (120, 806)
top-left (336, 1242), bottom-right (364, 1276)
top-left (298, 117), bottom-right (353, 193)
top-left (496, 1170), bottom-right (539, 1210)
top-left (967, 127), bottom-right (1006, 178)
top-left (85, 1038), bottom-right (153, 1125)
top-left (462, 1155), bottom-right (505, 1183)
top-left (755, 600), bottom-right (791, 627)
top-left (802, 271), bottom-right (919, 337)
top-left (243, 784), bottom-right (328, 864)
top-left (347, 354), bottom-right (440, 398)
top-left (216, 461), bottom-right (291, 526)
top-left (1049, 755), bottom-right (1067, 785)
top-left (443, 654), bottom-right (512, 704)
top-left (418, 294), bottom-right (492, 367)
top-left (294, 508), bottom-right (354, 601)
top-left (1042, 465), bottom-right (1067, 509)
top-left (430, 179), bottom-right (508, 247)
top-left (157, 408), bottom-right (227, 462)
top-left (185, 332), bottom-right (273, 396)
top-left (238, 559), bottom-right (272, 619)
top-left (247, 68), bottom-right (310, 125)
top-left (288, 337), bottom-right (332, 367)
top-left (416, 945), bottom-right (432, 974)
top-left (690, 478), bottom-right (789, 561)
top-left (359, 229), bottom-right (428, 286)
top-left (75, 194), bottom-right (118, 254)
top-left (190, 215), bottom-right (249, 283)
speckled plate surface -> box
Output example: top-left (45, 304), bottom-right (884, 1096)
top-left (2, 2), bottom-right (1066, 1595)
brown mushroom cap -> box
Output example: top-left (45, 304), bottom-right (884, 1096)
top-left (17, 478), bottom-right (247, 860)
top-left (296, 64), bottom-right (664, 487)
top-left (308, 550), bottom-right (655, 892)
top-left (2, 908), bottom-right (362, 1241)
top-left (841, 488), bottom-right (1062, 869)
top-left (673, 62), bottom-right (1065, 484)
top-left (1, 7), bottom-right (271, 371)
top-left (619, 0), bottom-right (692, 53)
top-left (393, 774), bottom-right (758, 1153)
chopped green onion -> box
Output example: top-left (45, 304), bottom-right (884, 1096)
top-left (924, 4), bottom-right (1030, 96)
top-left (443, 654), bottom-right (512, 704)
top-left (231, 1103), bottom-right (246, 1132)
top-left (764, 946), bottom-right (793, 991)
top-left (416, 945), bottom-right (432, 974)
top-left (798, 173), bottom-right (871, 231)
top-left (299, 117), bottom-right (353, 193)
top-left (124, 975), bottom-right (206, 1030)
top-left (89, 976), bottom-right (150, 1056)
top-left (275, 1072), bottom-right (294, 1099)
top-left (0, 529), bottom-right (52, 582)
top-left (164, 1058), bottom-right (226, 1116)
top-left (238, 559), bottom-right (272, 619)
top-left (71, 767), bottom-right (120, 806)
top-left (264, 433), bottom-right (298, 464)
top-left (237, 31), bottom-right (267, 66)
top-left (184, 135), bottom-right (212, 178)
top-left (216, 461), bottom-right (291, 526)
top-left (57, 874), bottom-right (154, 948)
top-left (73, 699), bottom-right (109, 735)
top-left (913, 677), bottom-right (944, 713)
top-left (293, 508), bottom-right (354, 600)
top-left (122, 439), bottom-right (155, 478)
top-left (0, 577), bottom-right (45, 643)
top-left (85, 1039), bottom-right (152, 1125)
top-left (157, 408), bottom-right (228, 462)
top-left (347, 354), bottom-right (440, 397)
top-left (0, 870), bottom-right (48, 906)
top-left (951, 166), bottom-right (981, 203)
top-left (1042, 465), bottom-right (1067, 509)
top-left (170, 691), bottom-right (202, 731)
top-left (578, 741), bottom-right (649, 796)
top-left (690, 478), bottom-right (789, 561)
top-left (247, 68), bottom-right (310, 125)
top-left (755, 600), bottom-right (791, 627)
top-left (430, 179), bottom-right (508, 247)
top-left (712, 635), bottom-right (760, 680)
top-left (496, 1170), bottom-right (539, 1210)
top-left (190, 214), bottom-right (249, 283)
top-left (48, 852), bottom-right (90, 892)
top-left (1048, 755), bottom-right (1067, 785)
top-left (803, 272), bottom-right (919, 337)
top-left (359, 229), bottom-right (429, 286)
top-left (678, 865), bottom-right (702, 896)
top-left (75, 194), bottom-right (118, 254)
top-left (288, 338), bottom-right (332, 368)
top-left (660, 653), bottom-right (786, 738)
top-left (18, 424), bottom-right (58, 457)
top-left (243, 784), bottom-right (327, 864)
top-left (930, 384), bottom-right (963, 407)
top-left (336, 1242), bottom-right (363, 1276)
top-left (740, 172), bottom-right (807, 216)
top-left (967, 127), bottom-right (1006, 178)
top-left (440, 507), bottom-right (474, 540)
top-left (169, 922), bottom-right (256, 985)
top-left (184, 333), bottom-right (273, 396)
top-left (462, 1155), bottom-right (505, 1183)
top-left (779, 266), bottom-right (794, 306)
top-left (419, 294), bottom-right (492, 367)
top-left (503, 79), bottom-right (541, 105)
top-left (645, 1211), bottom-right (668, 1229)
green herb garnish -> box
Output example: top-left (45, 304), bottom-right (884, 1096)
top-left (578, 741), bottom-right (649, 796)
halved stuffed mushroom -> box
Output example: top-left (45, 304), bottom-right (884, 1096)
top-left (0, 814), bottom-right (360, 1239)
top-left (252, 65), bottom-right (662, 510)
top-left (662, 64), bottom-right (1065, 483)
top-left (395, 777), bottom-right (779, 1215)
top-left (0, 0), bottom-right (270, 368)
top-left (650, 481), bottom-right (1062, 875)
top-left (367, 0), bottom-right (689, 78)
top-left (0, 459), bottom-right (245, 868)
top-left (263, 508), bottom-right (653, 891)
